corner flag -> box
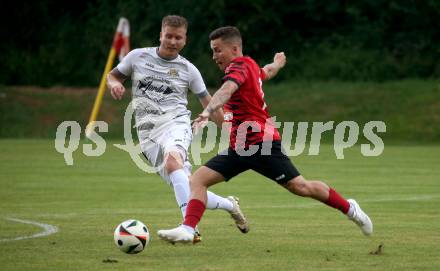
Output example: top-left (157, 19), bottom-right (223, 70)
top-left (86, 18), bottom-right (130, 138)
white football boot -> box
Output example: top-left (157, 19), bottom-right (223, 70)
top-left (227, 196), bottom-right (250, 233)
top-left (158, 225), bottom-right (194, 244)
top-left (347, 199), bottom-right (373, 236)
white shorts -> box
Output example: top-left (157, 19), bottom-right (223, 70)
top-left (138, 117), bottom-right (192, 185)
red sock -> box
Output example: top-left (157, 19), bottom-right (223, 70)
top-left (325, 188), bottom-right (350, 214)
top-left (183, 199), bottom-right (206, 229)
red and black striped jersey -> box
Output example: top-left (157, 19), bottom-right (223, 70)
top-left (222, 56), bottom-right (281, 150)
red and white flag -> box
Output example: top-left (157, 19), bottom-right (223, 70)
top-left (112, 17), bottom-right (130, 61)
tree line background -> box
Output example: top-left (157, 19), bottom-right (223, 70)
top-left (2, 0), bottom-right (440, 87)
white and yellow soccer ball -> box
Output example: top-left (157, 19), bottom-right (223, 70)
top-left (114, 219), bottom-right (150, 254)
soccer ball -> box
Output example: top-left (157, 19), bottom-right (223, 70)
top-left (114, 219), bottom-right (150, 254)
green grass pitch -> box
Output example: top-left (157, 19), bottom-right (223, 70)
top-left (0, 139), bottom-right (439, 270)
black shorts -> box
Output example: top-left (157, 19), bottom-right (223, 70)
top-left (204, 141), bottom-right (300, 184)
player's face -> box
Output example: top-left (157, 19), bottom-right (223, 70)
top-left (210, 38), bottom-right (237, 71)
top-left (158, 25), bottom-right (187, 59)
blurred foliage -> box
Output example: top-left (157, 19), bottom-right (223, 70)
top-left (2, 0), bottom-right (440, 87)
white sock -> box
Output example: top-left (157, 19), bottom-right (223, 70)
top-left (169, 169), bottom-right (190, 219)
top-left (169, 169), bottom-right (234, 215)
top-left (206, 191), bottom-right (233, 211)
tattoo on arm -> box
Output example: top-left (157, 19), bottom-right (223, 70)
top-left (263, 64), bottom-right (278, 80)
top-left (206, 81), bottom-right (238, 112)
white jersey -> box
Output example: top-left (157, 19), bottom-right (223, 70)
top-left (116, 47), bottom-right (207, 134)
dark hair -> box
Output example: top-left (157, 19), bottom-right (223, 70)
top-left (209, 26), bottom-right (242, 44)
top-left (162, 15), bottom-right (188, 29)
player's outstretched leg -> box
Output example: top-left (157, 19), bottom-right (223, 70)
top-left (283, 176), bottom-right (373, 236)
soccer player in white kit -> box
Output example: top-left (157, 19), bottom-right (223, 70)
top-left (106, 15), bottom-right (249, 242)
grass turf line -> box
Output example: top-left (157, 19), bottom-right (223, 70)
top-left (0, 139), bottom-right (439, 270)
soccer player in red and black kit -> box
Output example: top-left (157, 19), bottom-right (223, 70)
top-left (158, 26), bottom-right (373, 243)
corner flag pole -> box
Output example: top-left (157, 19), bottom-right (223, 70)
top-left (86, 17), bottom-right (130, 138)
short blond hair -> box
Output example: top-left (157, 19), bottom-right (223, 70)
top-left (162, 15), bottom-right (188, 29)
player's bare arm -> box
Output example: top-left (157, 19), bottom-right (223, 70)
top-left (192, 80), bottom-right (238, 133)
top-left (106, 69), bottom-right (128, 100)
top-left (262, 52), bottom-right (286, 81)
top-left (198, 94), bottom-right (224, 128)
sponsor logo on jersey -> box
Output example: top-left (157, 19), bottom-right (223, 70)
top-left (167, 68), bottom-right (179, 78)
top-left (138, 80), bottom-right (173, 95)
top-left (145, 62), bottom-right (155, 68)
